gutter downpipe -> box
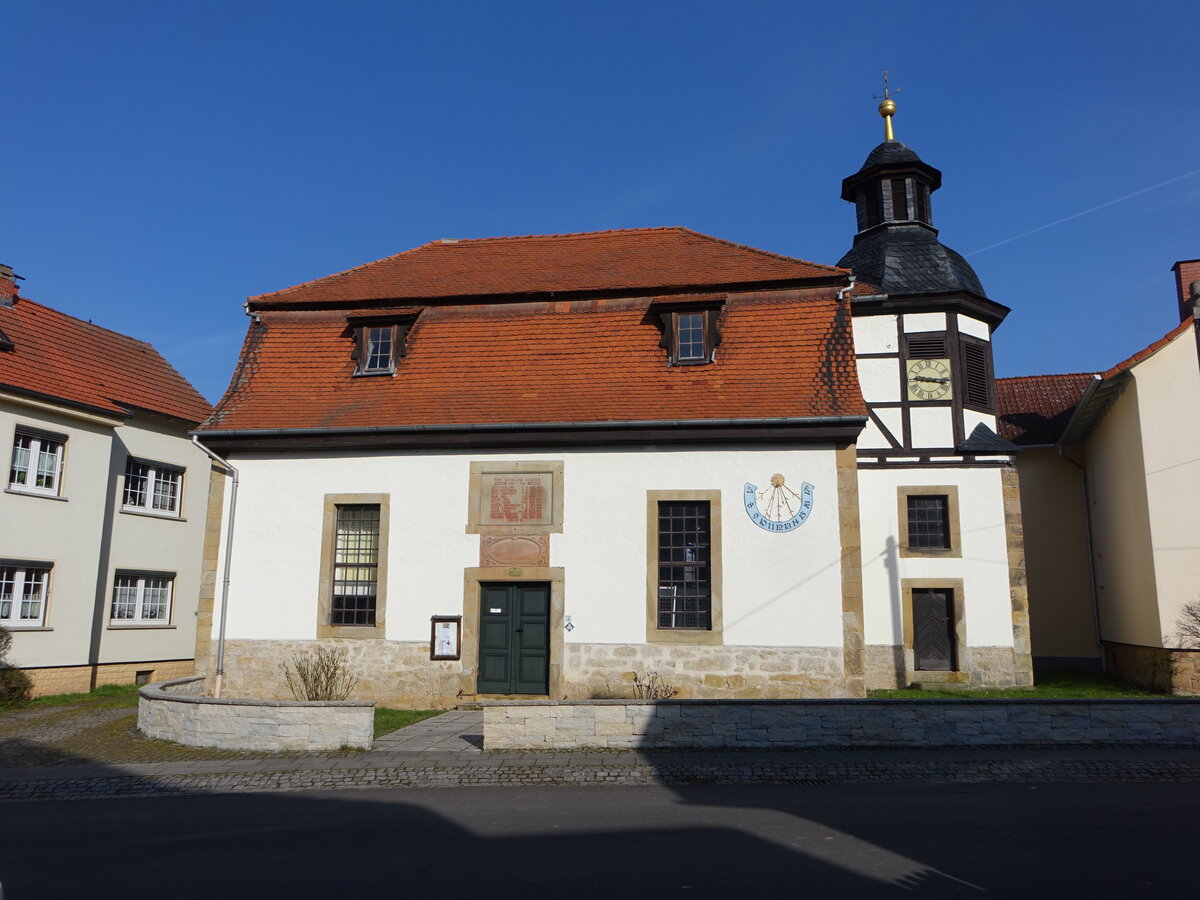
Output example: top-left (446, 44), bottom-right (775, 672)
top-left (191, 435), bottom-right (239, 698)
top-left (1056, 374), bottom-right (1105, 669)
top-left (837, 273), bottom-right (857, 302)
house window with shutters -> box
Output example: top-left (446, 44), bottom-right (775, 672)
top-left (653, 302), bottom-right (724, 366)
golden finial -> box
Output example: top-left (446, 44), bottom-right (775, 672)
top-left (874, 70), bottom-right (900, 141)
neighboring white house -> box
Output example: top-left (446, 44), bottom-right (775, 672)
top-left (997, 259), bottom-right (1200, 693)
top-left (0, 265), bottom-right (213, 695)
top-left (194, 122), bottom-right (1031, 707)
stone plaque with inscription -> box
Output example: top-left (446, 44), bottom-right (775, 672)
top-left (479, 472), bottom-right (553, 526)
top-left (480, 534), bottom-right (550, 567)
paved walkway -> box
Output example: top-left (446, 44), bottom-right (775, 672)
top-left (373, 710), bottom-right (483, 753)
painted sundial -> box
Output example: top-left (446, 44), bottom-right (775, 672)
top-left (744, 473), bottom-right (815, 533)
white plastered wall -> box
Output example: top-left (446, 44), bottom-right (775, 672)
top-left (858, 466), bottom-right (1015, 648)
top-left (211, 446), bottom-right (846, 650)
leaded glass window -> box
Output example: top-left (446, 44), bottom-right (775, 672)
top-left (907, 495), bottom-right (950, 549)
top-left (331, 504), bottom-right (379, 626)
top-left (657, 500), bottom-right (711, 630)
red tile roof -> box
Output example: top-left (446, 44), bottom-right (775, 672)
top-left (204, 290), bottom-right (864, 432)
top-left (995, 373), bottom-right (1098, 446)
top-left (249, 227), bottom-right (849, 307)
top-left (1101, 319), bottom-right (1192, 379)
top-left (997, 320), bottom-right (1196, 446)
top-left (0, 296), bottom-right (212, 423)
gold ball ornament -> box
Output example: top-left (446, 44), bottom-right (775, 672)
top-left (878, 98), bottom-right (896, 118)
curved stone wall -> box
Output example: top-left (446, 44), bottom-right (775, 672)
top-left (138, 675), bottom-right (374, 751)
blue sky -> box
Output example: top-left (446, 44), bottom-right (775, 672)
top-left (5, 1), bottom-right (1198, 404)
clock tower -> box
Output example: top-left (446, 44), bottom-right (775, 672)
top-left (839, 98), bottom-right (1014, 464)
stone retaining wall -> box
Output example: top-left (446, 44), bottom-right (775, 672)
top-left (482, 698), bottom-right (1200, 750)
top-left (138, 675), bottom-right (375, 751)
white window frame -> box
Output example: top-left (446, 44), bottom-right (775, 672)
top-left (9, 430), bottom-right (65, 496)
top-left (0, 562), bottom-right (51, 627)
top-left (122, 458), bottom-right (184, 516)
top-left (110, 572), bottom-right (174, 626)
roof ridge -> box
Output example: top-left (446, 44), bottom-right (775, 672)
top-left (677, 227), bottom-right (848, 275)
top-left (997, 371), bottom-right (1100, 382)
top-left (6, 295), bottom-right (158, 350)
top-left (247, 228), bottom-right (686, 302)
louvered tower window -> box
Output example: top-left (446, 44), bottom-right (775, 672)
top-left (960, 337), bottom-right (994, 411)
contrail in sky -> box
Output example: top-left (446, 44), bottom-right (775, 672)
top-left (966, 168), bottom-right (1200, 256)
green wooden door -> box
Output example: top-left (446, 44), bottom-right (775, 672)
top-left (477, 583), bottom-right (550, 694)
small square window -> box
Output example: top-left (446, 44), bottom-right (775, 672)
top-left (907, 495), bottom-right (950, 549)
top-left (9, 430), bottom-right (64, 496)
top-left (0, 562), bottom-right (51, 627)
top-left (123, 459), bottom-right (184, 515)
top-left (110, 572), bottom-right (174, 625)
top-left (898, 486), bottom-right (961, 558)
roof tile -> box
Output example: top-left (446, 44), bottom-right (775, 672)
top-left (0, 297), bottom-right (211, 423)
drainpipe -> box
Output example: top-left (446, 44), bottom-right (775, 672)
top-left (837, 273), bottom-right (857, 302)
top-left (191, 435), bottom-right (239, 698)
top-left (1056, 375), bottom-right (1105, 669)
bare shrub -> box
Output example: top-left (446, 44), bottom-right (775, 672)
top-left (281, 646), bottom-right (358, 701)
top-left (1168, 599), bottom-right (1200, 649)
top-left (632, 671), bottom-right (676, 700)
top-left (0, 625), bottom-right (33, 703)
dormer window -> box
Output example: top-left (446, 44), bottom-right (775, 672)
top-left (348, 311), bottom-right (420, 376)
top-left (362, 325), bottom-right (397, 373)
top-left (675, 313), bottom-right (707, 361)
top-left (653, 299), bottom-right (724, 366)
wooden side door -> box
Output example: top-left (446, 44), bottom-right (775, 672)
top-left (913, 588), bottom-right (956, 671)
top-left (477, 583), bottom-right (549, 695)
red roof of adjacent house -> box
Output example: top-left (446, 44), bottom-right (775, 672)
top-left (0, 296), bottom-right (212, 423)
top-left (995, 373), bottom-right (1098, 446)
top-left (204, 290), bottom-right (863, 432)
top-left (249, 227), bottom-right (849, 307)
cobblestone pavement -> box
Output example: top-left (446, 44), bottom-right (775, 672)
top-left (4, 703), bottom-right (1200, 802)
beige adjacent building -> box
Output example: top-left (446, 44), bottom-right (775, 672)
top-left (998, 259), bottom-right (1200, 692)
top-left (0, 265), bottom-right (213, 695)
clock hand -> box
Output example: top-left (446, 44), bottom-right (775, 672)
top-left (913, 376), bottom-right (951, 383)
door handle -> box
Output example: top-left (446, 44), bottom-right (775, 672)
top-left (515, 628), bottom-right (524, 633)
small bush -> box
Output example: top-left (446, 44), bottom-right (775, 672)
top-left (632, 671), bottom-right (676, 700)
top-left (281, 645), bottom-right (359, 701)
top-left (0, 625), bottom-right (33, 703)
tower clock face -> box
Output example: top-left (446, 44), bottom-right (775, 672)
top-left (906, 358), bottom-right (953, 401)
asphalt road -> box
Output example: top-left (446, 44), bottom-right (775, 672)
top-left (3, 782), bottom-right (1195, 898)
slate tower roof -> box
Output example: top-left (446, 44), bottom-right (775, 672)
top-left (837, 138), bottom-right (988, 299)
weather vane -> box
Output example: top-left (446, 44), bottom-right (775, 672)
top-left (873, 69), bottom-right (901, 141)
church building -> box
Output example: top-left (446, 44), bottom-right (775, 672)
top-left (193, 102), bottom-right (1032, 706)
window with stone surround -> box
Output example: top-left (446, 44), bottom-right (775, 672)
top-left (317, 493), bottom-right (389, 638)
top-left (897, 485), bottom-right (961, 558)
top-left (645, 490), bottom-right (723, 645)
